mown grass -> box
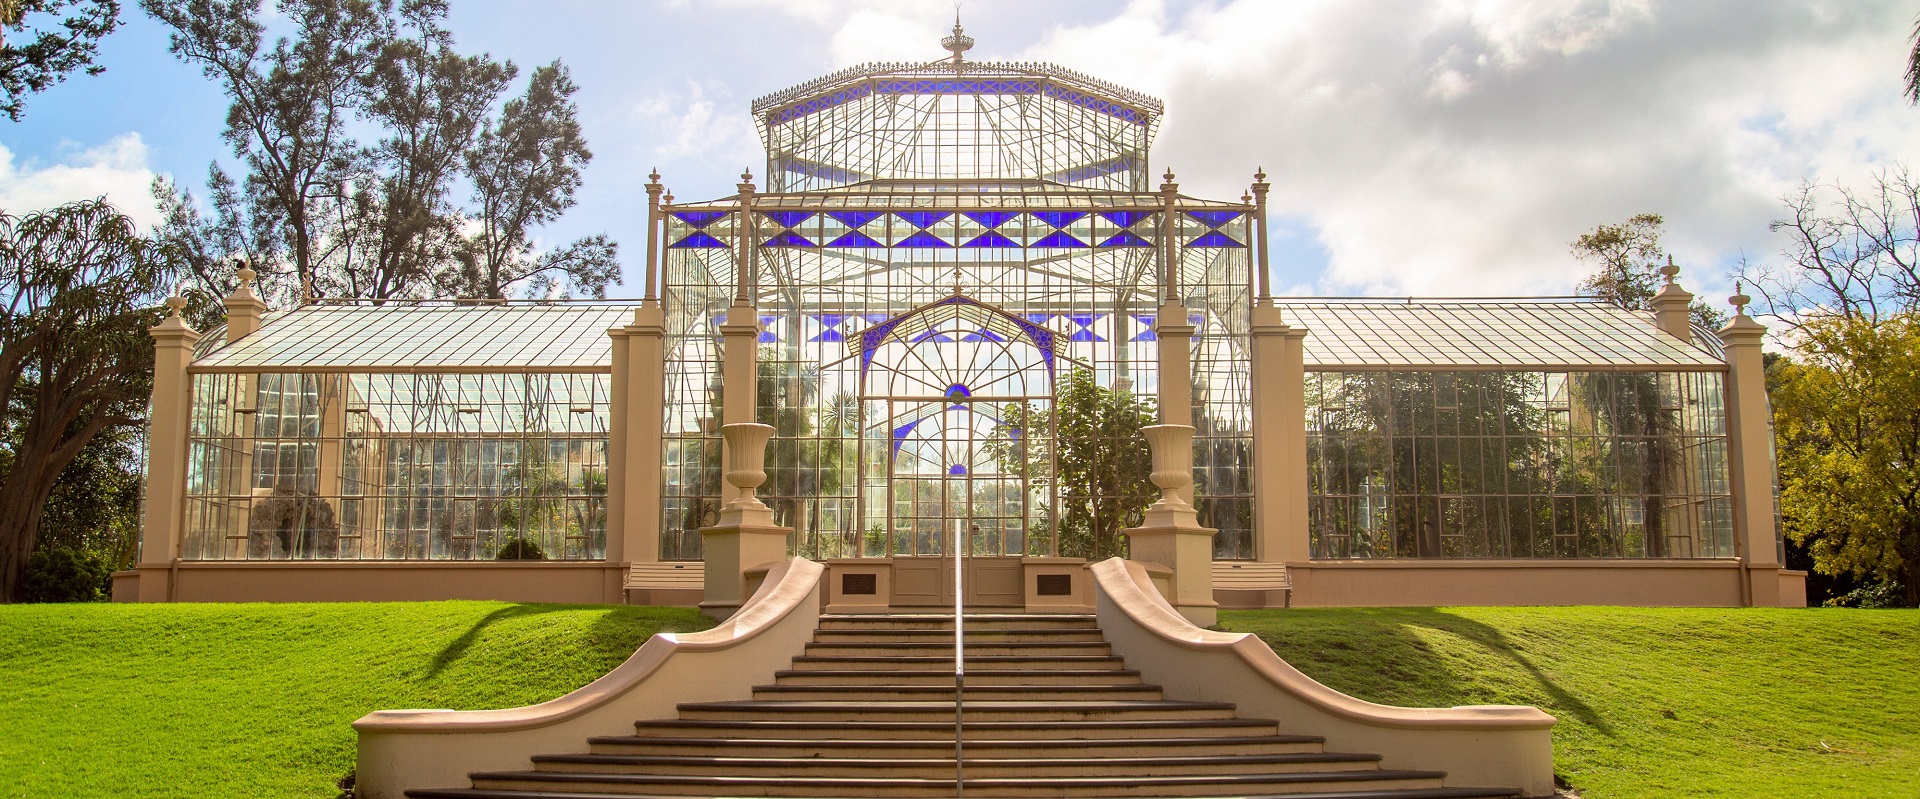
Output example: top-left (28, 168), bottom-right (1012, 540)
top-left (0, 602), bottom-right (710, 799)
top-left (1221, 607), bottom-right (1920, 799)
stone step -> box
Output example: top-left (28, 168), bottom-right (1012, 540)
top-left (749, 683), bottom-right (1164, 701)
top-left (464, 769), bottom-right (1454, 797)
top-left (627, 717), bottom-right (1284, 740)
top-left (819, 613), bottom-right (1096, 632)
top-left (673, 699), bottom-right (1238, 723)
top-left (771, 668), bottom-right (1143, 686)
top-left (787, 654), bottom-right (1127, 671)
top-left (811, 629), bottom-right (1109, 644)
top-left (528, 752), bottom-right (1384, 779)
top-left (583, 734), bottom-right (1329, 759)
top-left (803, 641), bottom-right (1113, 657)
top-left (411, 787), bottom-right (1523, 799)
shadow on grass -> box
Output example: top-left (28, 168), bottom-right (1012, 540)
top-left (1389, 608), bottom-right (1611, 734)
top-left (423, 604), bottom-right (574, 679)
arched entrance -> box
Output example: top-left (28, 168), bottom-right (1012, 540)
top-left (857, 295), bottom-right (1059, 605)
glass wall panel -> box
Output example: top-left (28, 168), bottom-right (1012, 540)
top-left (1306, 369), bottom-right (1733, 559)
top-left (184, 372), bottom-right (609, 560)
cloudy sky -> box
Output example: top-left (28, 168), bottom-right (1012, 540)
top-left (3, 0), bottom-right (1914, 303)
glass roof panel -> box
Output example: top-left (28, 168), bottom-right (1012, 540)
top-left (192, 304), bottom-right (636, 371)
top-left (1274, 299), bottom-right (1727, 370)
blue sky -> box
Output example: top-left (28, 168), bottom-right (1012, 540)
top-left (2, 0), bottom-right (1914, 304)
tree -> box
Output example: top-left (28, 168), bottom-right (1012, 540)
top-left (145, 0), bottom-right (618, 302)
top-left (987, 369), bottom-right (1155, 560)
top-left (1571, 213), bottom-right (1726, 330)
top-left (0, 199), bottom-right (174, 601)
top-left (1906, 12), bottom-right (1919, 105)
top-left (1745, 166), bottom-right (1920, 606)
top-left (1771, 315), bottom-right (1920, 607)
top-left (0, 0), bottom-right (119, 121)
top-left (451, 62), bottom-right (617, 299)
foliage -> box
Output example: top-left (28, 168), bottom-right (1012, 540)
top-left (0, 199), bottom-right (175, 601)
top-left (1571, 212), bottom-right (1725, 329)
top-left (757, 353), bottom-right (848, 554)
top-left (144, 0), bottom-right (618, 303)
top-left (34, 426), bottom-right (142, 570)
top-left (0, 0), bottom-right (119, 121)
top-left (1907, 13), bottom-right (1920, 106)
top-left (0, 601), bottom-right (710, 797)
top-left (493, 537), bottom-right (545, 560)
top-left (1771, 314), bottom-right (1920, 607)
top-left (1224, 606), bottom-right (1920, 799)
top-left (246, 483), bottom-right (340, 559)
top-left (20, 545), bottom-right (111, 602)
top-left (987, 368), bottom-right (1153, 560)
top-left (1746, 167), bottom-right (1920, 606)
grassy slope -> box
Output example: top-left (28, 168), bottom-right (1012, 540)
top-left (1221, 607), bottom-right (1920, 799)
top-left (0, 602), bottom-right (710, 799)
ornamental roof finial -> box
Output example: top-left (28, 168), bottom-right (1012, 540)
top-left (1660, 254), bottom-right (1680, 286)
top-left (1730, 280), bottom-right (1751, 316)
top-left (942, 9), bottom-right (974, 65)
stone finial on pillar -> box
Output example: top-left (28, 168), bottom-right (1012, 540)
top-left (699, 422), bottom-right (790, 620)
top-left (1649, 255), bottom-right (1695, 342)
top-left (1717, 282), bottom-right (1795, 606)
top-left (223, 261), bottom-right (268, 341)
top-left (1124, 424), bottom-right (1218, 626)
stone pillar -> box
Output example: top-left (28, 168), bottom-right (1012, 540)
top-left (1718, 286), bottom-right (1786, 606)
top-left (1649, 257), bottom-right (1695, 342)
top-left (1124, 424), bottom-right (1218, 626)
top-left (604, 323), bottom-right (632, 569)
top-left (625, 305), bottom-right (667, 565)
top-left (716, 303), bottom-right (760, 505)
top-left (700, 423), bottom-right (791, 620)
top-left (139, 296), bottom-right (200, 601)
top-left (1249, 304), bottom-right (1310, 564)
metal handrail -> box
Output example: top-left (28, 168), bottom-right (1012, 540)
top-left (952, 519), bottom-right (965, 799)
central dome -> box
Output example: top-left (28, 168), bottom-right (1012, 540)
top-left (750, 29), bottom-right (1164, 193)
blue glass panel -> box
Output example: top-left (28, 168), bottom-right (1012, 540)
top-left (1131, 314), bottom-right (1157, 342)
top-left (1067, 314), bottom-right (1098, 326)
top-left (895, 211), bottom-right (950, 229)
top-left (894, 231), bottom-right (953, 249)
top-left (761, 211), bottom-right (814, 228)
top-left (1099, 210), bottom-right (1152, 227)
top-left (758, 331), bottom-right (779, 343)
top-left (1025, 313), bottom-right (1053, 325)
top-left (826, 230), bottom-right (886, 248)
top-left (1030, 211), bottom-right (1087, 229)
top-left (828, 210), bottom-right (884, 228)
top-left (960, 328), bottom-right (1006, 343)
top-left (961, 231), bottom-right (1020, 248)
top-left (761, 232), bottom-right (815, 247)
top-left (811, 330), bottom-right (844, 343)
top-left (1186, 231), bottom-right (1245, 248)
top-left (964, 211), bottom-right (1019, 228)
top-left (670, 211), bottom-right (728, 228)
top-left (909, 329), bottom-right (954, 343)
top-left (1186, 210), bottom-right (1243, 227)
top-left (891, 418), bottom-right (922, 456)
top-left (945, 383), bottom-right (971, 398)
top-left (1069, 329), bottom-right (1107, 342)
top-left (669, 232), bottom-right (729, 249)
top-left (1097, 232), bottom-right (1154, 248)
top-left (1029, 231), bottom-right (1088, 248)
top-left (948, 464), bottom-right (968, 476)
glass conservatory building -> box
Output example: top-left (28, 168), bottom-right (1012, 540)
top-left (120, 32), bottom-right (1805, 609)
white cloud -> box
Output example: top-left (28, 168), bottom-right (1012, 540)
top-left (631, 80), bottom-right (762, 169)
top-left (0, 133), bottom-right (160, 229)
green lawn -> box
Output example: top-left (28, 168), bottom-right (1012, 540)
top-left (1, 604), bottom-right (1913, 798)
top-left (0, 602), bottom-right (710, 799)
top-left (1221, 607), bottom-right (1920, 799)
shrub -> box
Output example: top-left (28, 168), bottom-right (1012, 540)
top-left (22, 546), bottom-right (113, 602)
top-left (247, 484), bottom-right (339, 559)
top-left (495, 538), bottom-right (547, 560)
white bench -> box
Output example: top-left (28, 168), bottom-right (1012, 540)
top-left (1212, 561), bottom-right (1291, 608)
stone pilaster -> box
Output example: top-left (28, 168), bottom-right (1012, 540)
top-left (1718, 287), bottom-right (1786, 606)
top-left (139, 297), bottom-right (200, 601)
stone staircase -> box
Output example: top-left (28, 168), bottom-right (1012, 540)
top-left (404, 613), bottom-right (1522, 799)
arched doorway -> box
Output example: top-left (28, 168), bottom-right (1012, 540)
top-left (857, 295), bottom-right (1059, 605)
